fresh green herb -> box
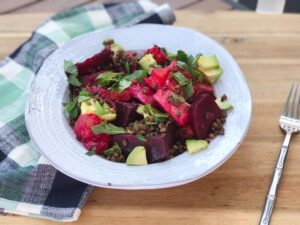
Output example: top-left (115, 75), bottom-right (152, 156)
top-left (97, 72), bottom-right (122, 88)
top-left (85, 147), bottom-right (97, 156)
top-left (175, 51), bottom-right (204, 81)
top-left (103, 143), bottom-right (122, 157)
top-left (64, 60), bottom-right (81, 87)
top-left (78, 91), bottom-right (92, 103)
top-left (137, 104), bottom-right (168, 123)
top-left (64, 60), bottom-right (78, 75)
top-left (168, 93), bottom-right (186, 106)
top-left (124, 70), bottom-right (145, 82)
top-left (136, 133), bottom-right (147, 142)
top-left (64, 97), bottom-right (79, 119)
top-left (91, 122), bottom-right (127, 135)
top-left (185, 82), bottom-right (194, 99)
top-left (115, 70), bottom-right (145, 92)
top-left (124, 61), bottom-right (130, 74)
top-left (171, 72), bottom-right (194, 98)
top-left (118, 79), bottom-right (132, 92)
top-left (172, 72), bottom-right (190, 86)
top-left (176, 50), bottom-right (189, 62)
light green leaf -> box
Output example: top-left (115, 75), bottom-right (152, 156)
top-left (103, 143), bottom-right (122, 157)
top-left (91, 122), bottom-right (127, 135)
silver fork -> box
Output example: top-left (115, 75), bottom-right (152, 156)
top-left (259, 84), bottom-right (300, 225)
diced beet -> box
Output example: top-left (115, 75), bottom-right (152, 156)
top-left (191, 83), bottom-right (215, 102)
top-left (76, 49), bottom-right (113, 76)
top-left (145, 45), bottom-right (168, 65)
top-left (189, 94), bottom-right (224, 139)
top-left (86, 85), bottom-right (132, 102)
top-left (153, 89), bottom-right (190, 126)
top-left (146, 122), bottom-right (176, 163)
top-left (114, 102), bottom-right (142, 127)
top-left (129, 82), bottom-right (156, 105)
top-left (177, 126), bottom-right (194, 139)
top-left (84, 135), bottom-right (110, 155)
top-left (111, 134), bottom-right (146, 157)
top-left (81, 72), bottom-right (101, 87)
top-left (146, 135), bottom-right (171, 163)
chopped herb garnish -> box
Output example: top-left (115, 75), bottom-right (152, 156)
top-left (91, 122), bottom-right (127, 135)
top-left (124, 70), bottom-right (145, 82)
top-left (176, 50), bottom-right (189, 62)
top-left (85, 147), bottom-right (97, 156)
top-left (97, 72), bottom-right (122, 88)
top-left (168, 93), bottom-right (186, 106)
top-left (64, 60), bottom-right (81, 87)
top-left (171, 72), bottom-right (194, 99)
top-left (124, 61), bottom-right (130, 74)
top-left (137, 104), bottom-right (168, 123)
top-left (103, 143), bottom-right (122, 157)
top-left (64, 97), bottom-right (79, 119)
top-left (136, 133), bottom-right (147, 142)
top-left (118, 79), bottom-right (132, 92)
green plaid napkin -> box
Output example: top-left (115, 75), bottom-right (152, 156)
top-left (0, 0), bottom-right (175, 221)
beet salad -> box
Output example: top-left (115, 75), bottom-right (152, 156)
top-left (63, 39), bottom-right (233, 165)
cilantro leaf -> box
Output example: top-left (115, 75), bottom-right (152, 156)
top-left (97, 72), bottom-right (122, 88)
top-left (103, 143), bottom-right (122, 157)
top-left (176, 50), bottom-right (189, 62)
top-left (64, 60), bottom-right (81, 87)
top-left (85, 147), bottom-right (97, 156)
top-left (78, 89), bottom-right (92, 103)
top-left (124, 61), bottom-right (130, 74)
top-left (124, 70), bottom-right (145, 82)
top-left (172, 72), bottom-right (189, 86)
top-left (137, 104), bottom-right (168, 123)
top-left (136, 133), bottom-right (147, 142)
top-left (64, 60), bottom-right (78, 75)
top-left (118, 79), bottom-right (132, 92)
top-left (91, 122), bottom-right (127, 135)
top-left (64, 97), bottom-right (79, 119)
top-left (168, 93), bottom-right (186, 106)
top-left (171, 72), bottom-right (194, 99)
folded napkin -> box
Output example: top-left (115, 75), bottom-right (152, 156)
top-left (0, 1), bottom-right (175, 221)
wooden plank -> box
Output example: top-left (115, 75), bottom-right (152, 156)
top-left (14, 0), bottom-right (95, 13)
top-left (181, 0), bottom-right (232, 11)
top-left (0, 0), bottom-right (39, 14)
top-left (1, 11), bottom-right (300, 225)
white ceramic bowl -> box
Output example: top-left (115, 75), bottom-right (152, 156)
top-left (25, 24), bottom-right (252, 189)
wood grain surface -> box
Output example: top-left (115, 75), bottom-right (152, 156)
top-left (1, 10), bottom-right (300, 225)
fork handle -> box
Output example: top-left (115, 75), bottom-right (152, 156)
top-left (259, 132), bottom-right (292, 225)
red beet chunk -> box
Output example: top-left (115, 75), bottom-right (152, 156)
top-left (146, 122), bottom-right (176, 163)
top-left (129, 82), bottom-right (156, 105)
top-left (189, 94), bottom-right (224, 139)
top-left (114, 102), bottom-right (142, 127)
top-left (111, 134), bottom-right (146, 157)
top-left (146, 135), bottom-right (170, 163)
top-left (87, 85), bottom-right (132, 102)
top-left (153, 89), bottom-right (190, 126)
top-left (76, 49), bottom-right (113, 76)
top-left (190, 83), bottom-right (215, 102)
top-left (145, 45), bottom-right (168, 65)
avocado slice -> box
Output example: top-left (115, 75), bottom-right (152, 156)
top-left (186, 139), bottom-right (208, 154)
top-left (138, 54), bottom-right (158, 73)
top-left (111, 43), bottom-right (123, 54)
top-left (81, 98), bottom-right (116, 121)
top-left (215, 98), bottom-right (233, 111)
top-left (126, 146), bottom-right (148, 166)
top-left (197, 55), bottom-right (220, 70)
top-left (203, 67), bottom-right (223, 84)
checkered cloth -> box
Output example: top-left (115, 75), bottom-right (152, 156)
top-left (0, 1), bottom-right (175, 221)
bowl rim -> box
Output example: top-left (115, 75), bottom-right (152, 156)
top-left (25, 24), bottom-right (252, 189)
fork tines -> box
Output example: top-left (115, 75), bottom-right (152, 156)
top-left (283, 83), bottom-right (300, 119)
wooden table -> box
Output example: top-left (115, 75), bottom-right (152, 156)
top-left (1, 10), bottom-right (300, 225)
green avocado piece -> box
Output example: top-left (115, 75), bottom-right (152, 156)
top-left (203, 67), bottom-right (223, 84)
top-left (126, 146), bottom-right (148, 166)
top-left (138, 54), bottom-right (158, 73)
top-left (186, 140), bottom-right (208, 155)
top-left (215, 98), bottom-right (233, 111)
top-left (197, 55), bottom-right (220, 70)
top-left (81, 98), bottom-right (116, 121)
